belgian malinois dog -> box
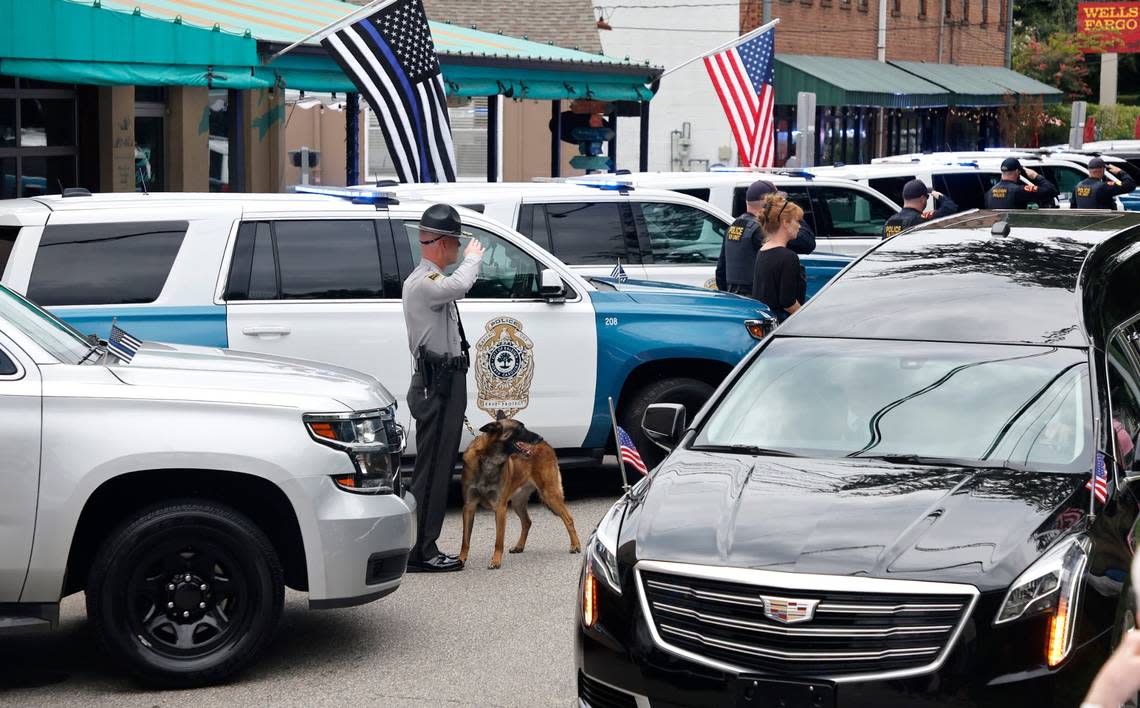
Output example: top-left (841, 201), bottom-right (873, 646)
top-left (459, 415), bottom-right (582, 569)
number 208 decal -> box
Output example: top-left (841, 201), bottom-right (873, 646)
top-left (604, 317), bottom-right (619, 326)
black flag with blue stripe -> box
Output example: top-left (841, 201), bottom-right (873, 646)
top-left (321, 0), bottom-right (457, 183)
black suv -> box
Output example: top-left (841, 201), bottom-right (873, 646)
top-left (576, 210), bottom-right (1140, 707)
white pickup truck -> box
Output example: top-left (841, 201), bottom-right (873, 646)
top-left (0, 281), bottom-right (414, 686)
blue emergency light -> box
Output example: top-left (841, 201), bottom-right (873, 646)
top-left (567, 179), bottom-right (633, 191)
top-left (293, 184), bottom-right (399, 206)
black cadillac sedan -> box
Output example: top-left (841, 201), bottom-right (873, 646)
top-left (577, 211), bottom-right (1140, 707)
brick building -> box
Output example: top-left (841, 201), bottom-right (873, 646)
top-left (742, 0), bottom-right (1008, 65)
top-left (731, 0), bottom-right (1062, 163)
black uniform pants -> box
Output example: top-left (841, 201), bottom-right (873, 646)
top-left (407, 368), bottom-right (467, 561)
top-left (726, 284), bottom-right (752, 296)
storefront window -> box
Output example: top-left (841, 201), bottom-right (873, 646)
top-left (208, 89), bottom-right (230, 192)
top-left (20, 155), bottom-right (76, 197)
top-left (0, 79), bottom-right (78, 197)
top-left (0, 99), bottom-right (14, 147)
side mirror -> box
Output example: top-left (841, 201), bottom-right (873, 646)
top-left (643, 403), bottom-right (687, 451)
top-left (540, 269), bottom-right (565, 303)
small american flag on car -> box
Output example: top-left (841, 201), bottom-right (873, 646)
top-left (1086, 452), bottom-right (1109, 504)
top-left (610, 260), bottom-right (629, 283)
top-left (617, 425), bottom-right (648, 476)
top-left (108, 321), bottom-right (143, 363)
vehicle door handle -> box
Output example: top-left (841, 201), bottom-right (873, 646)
top-left (242, 325), bottom-right (291, 339)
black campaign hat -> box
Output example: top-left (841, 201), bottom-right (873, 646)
top-left (745, 180), bottom-right (777, 202)
top-left (1000, 157), bottom-right (1022, 172)
top-left (1088, 157), bottom-right (1106, 169)
top-left (901, 179), bottom-right (930, 201)
top-left (418, 203), bottom-right (464, 238)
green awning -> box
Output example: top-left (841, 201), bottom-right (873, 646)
top-left (55, 0), bottom-right (662, 99)
top-left (889, 61), bottom-right (1063, 106)
top-left (775, 54), bottom-right (951, 108)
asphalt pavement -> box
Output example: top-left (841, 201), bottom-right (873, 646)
top-left (0, 463), bottom-right (628, 707)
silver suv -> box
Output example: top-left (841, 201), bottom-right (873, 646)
top-left (0, 283), bottom-right (413, 686)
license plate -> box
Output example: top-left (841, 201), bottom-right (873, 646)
top-left (734, 676), bottom-right (835, 708)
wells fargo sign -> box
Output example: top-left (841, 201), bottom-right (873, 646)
top-left (1078, 2), bottom-right (1140, 53)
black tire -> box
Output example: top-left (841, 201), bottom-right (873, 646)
top-left (621, 377), bottom-right (715, 469)
top-left (85, 500), bottom-right (285, 688)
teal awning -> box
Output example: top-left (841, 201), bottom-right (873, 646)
top-left (889, 61), bottom-right (1063, 106)
top-left (0, 0), bottom-right (661, 100)
top-left (775, 54), bottom-right (951, 108)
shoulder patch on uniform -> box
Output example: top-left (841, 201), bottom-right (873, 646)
top-left (726, 225), bottom-right (744, 241)
top-left (427, 272), bottom-right (442, 281)
top-left (1024, 184), bottom-right (1038, 192)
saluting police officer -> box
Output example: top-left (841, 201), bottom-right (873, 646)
top-left (1071, 157), bottom-right (1136, 210)
top-left (715, 180), bottom-right (815, 295)
top-left (402, 204), bottom-right (485, 573)
top-left (984, 157), bottom-right (1059, 209)
top-left (882, 179), bottom-right (958, 239)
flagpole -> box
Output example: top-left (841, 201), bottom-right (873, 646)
top-left (659, 18), bottom-right (780, 80)
top-left (608, 396), bottom-right (631, 493)
top-left (100, 317), bottom-right (116, 365)
top-left (266, 0), bottom-right (391, 64)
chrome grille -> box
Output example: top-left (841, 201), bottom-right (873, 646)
top-left (637, 561), bottom-right (978, 682)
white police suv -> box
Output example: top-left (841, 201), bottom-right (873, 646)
top-left (0, 189), bottom-right (779, 466)
top-left (380, 180), bottom-right (852, 289)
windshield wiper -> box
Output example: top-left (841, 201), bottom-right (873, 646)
top-left (848, 453), bottom-right (1029, 472)
top-left (690, 444), bottom-right (801, 457)
top-left (75, 334), bottom-right (107, 365)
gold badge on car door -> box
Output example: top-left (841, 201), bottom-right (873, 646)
top-left (474, 316), bottom-right (535, 419)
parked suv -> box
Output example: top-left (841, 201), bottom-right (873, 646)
top-left (578, 210), bottom-right (1140, 707)
top-left (568, 171), bottom-right (900, 257)
top-left (0, 190), bottom-right (777, 466)
top-left (0, 282), bottom-right (413, 685)
top-left (385, 181), bottom-right (852, 287)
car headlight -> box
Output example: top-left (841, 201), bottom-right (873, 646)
top-left (994, 534), bottom-right (1090, 667)
top-left (587, 496), bottom-right (627, 596)
top-left (304, 406), bottom-right (406, 495)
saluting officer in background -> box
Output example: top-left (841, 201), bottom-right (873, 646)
top-left (882, 179), bottom-right (959, 239)
top-left (1071, 157), bottom-right (1136, 210)
top-left (715, 179), bottom-right (815, 295)
top-left (984, 157), bottom-right (1059, 210)
top-left (402, 204), bottom-right (485, 573)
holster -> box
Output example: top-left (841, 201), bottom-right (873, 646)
top-left (415, 346), bottom-right (470, 393)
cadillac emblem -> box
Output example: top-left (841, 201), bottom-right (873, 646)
top-left (759, 595), bottom-right (819, 624)
top-left (474, 316), bottom-right (535, 419)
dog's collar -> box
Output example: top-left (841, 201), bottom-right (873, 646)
top-left (510, 437), bottom-right (543, 458)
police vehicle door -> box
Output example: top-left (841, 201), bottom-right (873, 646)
top-left (393, 218), bottom-right (597, 454)
top-left (0, 332), bottom-right (40, 601)
top-left (630, 199), bottom-right (727, 289)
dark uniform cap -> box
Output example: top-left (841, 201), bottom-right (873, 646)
top-left (1088, 157), bottom-right (1106, 169)
top-left (745, 180), bottom-right (778, 202)
top-left (1000, 157), bottom-right (1022, 172)
top-left (902, 179), bottom-right (930, 200)
top-left (418, 203), bottom-right (464, 238)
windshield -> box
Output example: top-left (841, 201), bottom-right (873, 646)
top-left (694, 337), bottom-right (1092, 472)
top-left (0, 283), bottom-right (92, 364)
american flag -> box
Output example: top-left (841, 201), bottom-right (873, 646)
top-left (1086, 452), bottom-right (1109, 504)
top-left (610, 261), bottom-right (628, 283)
top-left (321, 0), bottom-right (457, 183)
top-left (108, 321), bottom-right (142, 363)
top-left (617, 425), bottom-right (648, 476)
top-left (703, 26), bottom-right (776, 168)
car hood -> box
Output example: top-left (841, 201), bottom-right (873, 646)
top-left (630, 450), bottom-right (1087, 592)
top-left (594, 277), bottom-right (771, 312)
top-left (109, 342), bottom-right (395, 412)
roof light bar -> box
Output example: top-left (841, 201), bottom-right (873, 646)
top-left (565, 178), bottom-right (633, 191)
top-left (293, 185), bottom-right (400, 206)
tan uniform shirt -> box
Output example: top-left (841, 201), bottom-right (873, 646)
top-left (402, 255), bottom-right (480, 357)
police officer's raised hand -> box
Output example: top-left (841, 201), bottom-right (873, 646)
top-left (1109, 165), bottom-right (1123, 175)
top-left (1024, 168), bottom-right (1039, 180)
top-left (464, 238), bottom-right (486, 260)
top-left (930, 190), bottom-right (944, 200)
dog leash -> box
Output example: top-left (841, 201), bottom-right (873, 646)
top-left (463, 416), bottom-right (478, 437)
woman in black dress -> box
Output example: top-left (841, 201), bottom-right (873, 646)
top-left (751, 194), bottom-right (806, 323)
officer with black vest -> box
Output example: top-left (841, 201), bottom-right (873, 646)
top-left (402, 204), bottom-right (485, 573)
top-left (714, 180), bottom-right (815, 295)
top-left (984, 157), bottom-right (1059, 209)
top-left (1072, 157), bottom-right (1136, 209)
top-left (882, 179), bottom-right (959, 239)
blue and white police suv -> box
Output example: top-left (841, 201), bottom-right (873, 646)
top-left (0, 188), bottom-right (788, 466)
